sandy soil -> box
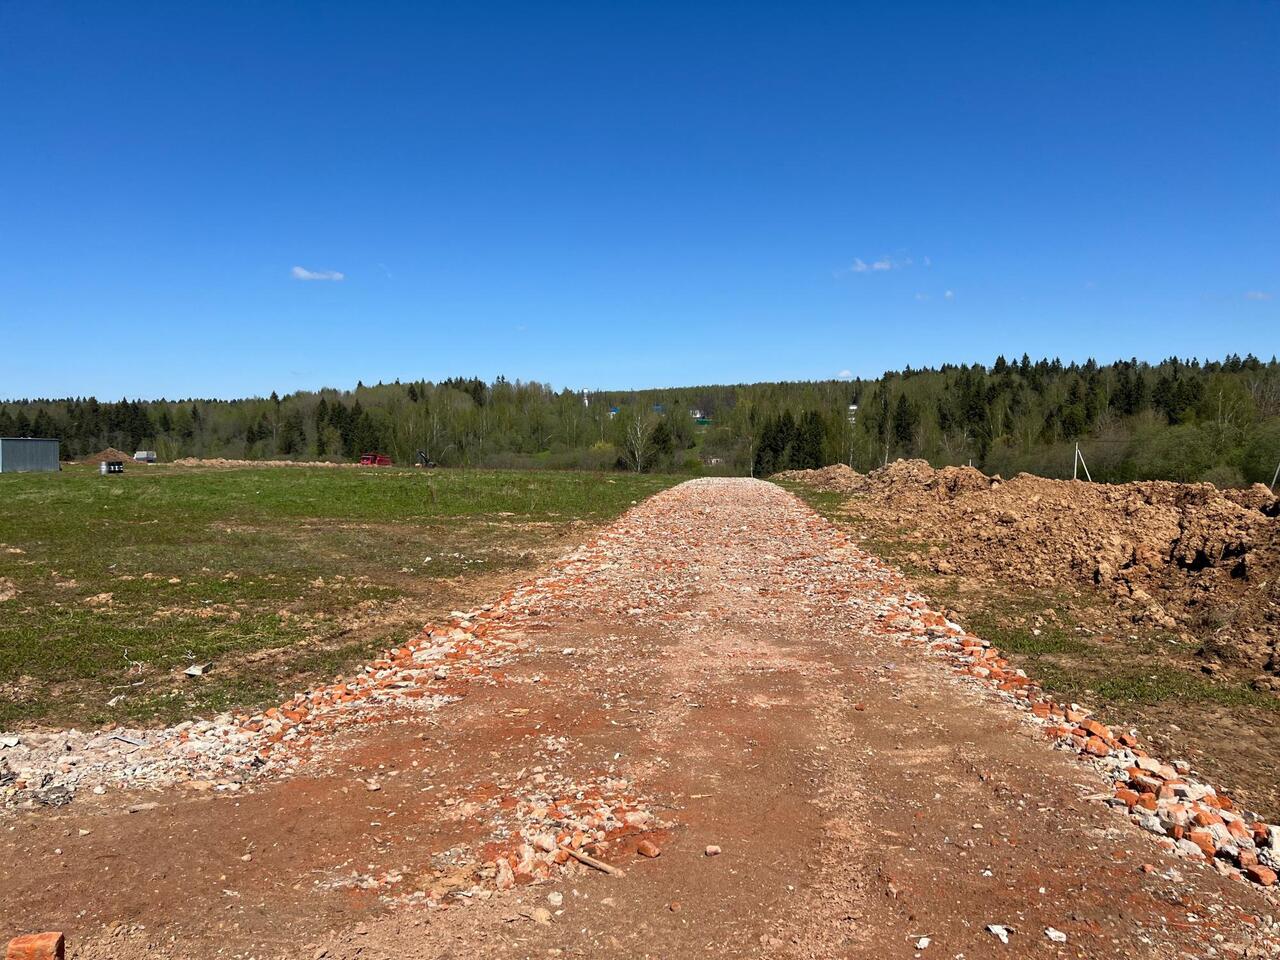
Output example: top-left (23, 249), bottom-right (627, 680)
top-left (3, 479), bottom-right (1278, 958)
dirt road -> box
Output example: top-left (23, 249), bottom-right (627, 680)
top-left (4, 479), bottom-right (1278, 958)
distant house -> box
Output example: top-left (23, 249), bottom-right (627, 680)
top-left (689, 408), bottom-right (704, 420)
top-left (133, 450), bottom-right (157, 463)
top-left (0, 437), bottom-right (60, 473)
top-left (608, 406), bottom-right (620, 420)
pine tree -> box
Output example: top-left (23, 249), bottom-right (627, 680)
top-left (892, 394), bottom-right (918, 451)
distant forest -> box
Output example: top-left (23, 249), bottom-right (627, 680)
top-left (3, 355), bottom-right (1279, 486)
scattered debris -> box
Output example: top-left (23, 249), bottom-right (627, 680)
top-left (560, 845), bottom-right (624, 877)
top-left (987, 924), bottom-right (1012, 944)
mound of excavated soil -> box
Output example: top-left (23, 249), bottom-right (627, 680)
top-left (772, 463), bottom-right (865, 492)
top-left (788, 459), bottom-right (1280, 670)
top-left (80, 447), bottom-right (136, 465)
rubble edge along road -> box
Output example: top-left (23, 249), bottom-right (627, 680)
top-left (3, 479), bottom-right (1279, 959)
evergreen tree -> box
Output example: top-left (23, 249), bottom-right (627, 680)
top-left (892, 394), bottom-right (918, 451)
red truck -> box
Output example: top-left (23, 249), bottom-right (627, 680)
top-left (358, 452), bottom-right (393, 466)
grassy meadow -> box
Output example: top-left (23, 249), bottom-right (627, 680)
top-left (0, 464), bottom-right (680, 728)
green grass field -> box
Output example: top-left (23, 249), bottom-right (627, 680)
top-left (0, 465), bottom-right (680, 729)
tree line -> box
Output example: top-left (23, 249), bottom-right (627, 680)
top-left (2, 354), bottom-right (1278, 486)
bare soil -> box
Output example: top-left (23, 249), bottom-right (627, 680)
top-left (77, 448), bottom-right (136, 465)
top-left (3, 479), bottom-right (1278, 958)
top-left (776, 460), bottom-right (1280, 669)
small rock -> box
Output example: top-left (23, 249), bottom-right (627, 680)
top-left (637, 840), bottom-right (661, 858)
top-left (705, 844), bottom-right (722, 857)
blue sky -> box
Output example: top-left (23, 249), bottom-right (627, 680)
top-left (2, 2), bottom-right (1276, 399)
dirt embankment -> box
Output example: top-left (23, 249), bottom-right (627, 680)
top-left (778, 460), bottom-right (1280, 674)
top-left (78, 447), bottom-right (136, 465)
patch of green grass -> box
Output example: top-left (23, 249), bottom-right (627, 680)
top-left (1089, 667), bottom-right (1277, 708)
top-left (0, 465), bottom-right (681, 727)
top-left (947, 590), bottom-right (1279, 716)
top-left (773, 483), bottom-right (847, 520)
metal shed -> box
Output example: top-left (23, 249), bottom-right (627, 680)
top-left (0, 437), bottom-right (60, 473)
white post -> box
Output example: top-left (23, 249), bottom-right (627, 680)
top-left (1271, 459), bottom-right (1280, 493)
top-left (1073, 442), bottom-right (1079, 481)
top-left (1077, 445), bottom-right (1093, 482)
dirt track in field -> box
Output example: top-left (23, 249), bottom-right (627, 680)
top-left (3, 478), bottom-right (1278, 958)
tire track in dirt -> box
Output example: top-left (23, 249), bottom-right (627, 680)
top-left (3, 478), bottom-right (1278, 958)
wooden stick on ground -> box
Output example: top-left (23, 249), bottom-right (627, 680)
top-left (560, 845), bottom-right (624, 877)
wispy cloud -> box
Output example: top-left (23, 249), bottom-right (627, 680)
top-left (944, 289), bottom-right (955, 300)
top-left (836, 369), bottom-right (853, 380)
top-left (291, 265), bottom-right (345, 281)
top-left (839, 254), bottom-right (918, 276)
top-left (1244, 290), bottom-right (1272, 301)
top-left (914, 292), bottom-right (930, 302)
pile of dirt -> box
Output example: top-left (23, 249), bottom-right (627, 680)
top-left (772, 463), bottom-right (864, 492)
top-left (794, 459), bottom-right (1280, 670)
top-left (79, 447), bottom-right (135, 465)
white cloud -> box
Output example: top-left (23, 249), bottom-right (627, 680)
top-left (291, 265), bottom-right (345, 281)
top-left (914, 292), bottom-right (930, 301)
top-left (1244, 290), bottom-right (1272, 301)
top-left (836, 369), bottom-right (853, 380)
top-left (944, 289), bottom-right (955, 300)
top-left (843, 254), bottom-right (915, 275)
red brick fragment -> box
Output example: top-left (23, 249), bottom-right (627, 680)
top-left (1114, 788), bottom-right (1140, 808)
top-left (637, 839), bottom-right (661, 858)
top-left (1081, 719), bottom-right (1111, 740)
top-left (6, 933), bottom-right (65, 960)
top-left (1187, 828), bottom-right (1217, 858)
top-left (1083, 736), bottom-right (1110, 757)
top-left (1245, 865), bottom-right (1277, 886)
